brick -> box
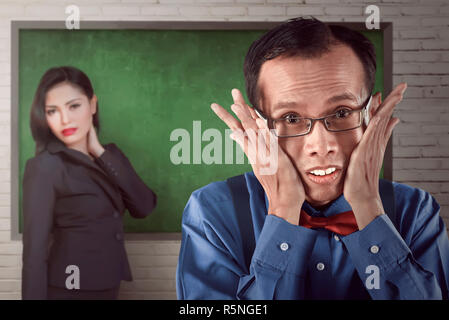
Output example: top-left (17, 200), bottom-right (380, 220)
top-left (394, 158), bottom-right (442, 169)
top-left (76, 5), bottom-right (101, 16)
top-left (141, 6), bottom-right (179, 16)
top-left (0, 231), bottom-right (10, 242)
top-left (267, 0), bottom-right (305, 2)
top-left (401, 112), bottom-right (440, 122)
top-left (399, 136), bottom-right (437, 146)
top-left (420, 63), bottom-right (449, 74)
top-left (0, 219), bottom-right (10, 231)
top-left (422, 147), bottom-right (449, 157)
top-left (377, 5), bottom-right (402, 16)
top-left (125, 242), bottom-right (180, 256)
top-left (395, 169), bottom-right (449, 182)
top-left (399, 29), bottom-right (437, 40)
top-left (394, 63), bottom-right (421, 74)
top-left (25, 5), bottom-right (65, 17)
top-left (197, 0), bottom-right (234, 2)
top-left (401, 6), bottom-right (439, 15)
top-left (393, 51), bottom-right (440, 63)
top-left (438, 136), bottom-right (449, 146)
top-left (102, 6), bottom-right (140, 15)
top-left (0, 267), bottom-right (20, 280)
top-left (0, 255), bottom-right (20, 267)
top-left (129, 255), bottom-right (178, 268)
top-left (0, 243), bottom-right (22, 255)
top-left (393, 40), bottom-right (422, 51)
top-left (0, 4), bottom-right (24, 16)
top-left (442, 184), bottom-right (449, 193)
top-left (422, 125), bottom-right (449, 134)
top-left (399, 86), bottom-right (423, 98)
top-left (424, 87), bottom-right (449, 98)
top-left (434, 194), bottom-right (449, 205)
top-left (179, 6), bottom-right (210, 16)
top-left (248, 6), bottom-right (285, 16)
top-left (422, 40), bottom-right (449, 50)
top-left (393, 146), bottom-right (422, 157)
top-left (210, 6), bottom-right (246, 16)
top-left (0, 280), bottom-right (20, 292)
top-left (324, 6), bottom-right (363, 15)
top-left (397, 75), bottom-right (442, 86)
top-left (422, 18), bottom-right (449, 27)
top-left (304, 0), bottom-right (342, 3)
top-left (287, 6), bottom-right (325, 16)
top-left (121, 0), bottom-right (157, 2)
top-left (393, 17), bottom-right (423, 27)
top-left (130, 267), bottom-right (176, 280)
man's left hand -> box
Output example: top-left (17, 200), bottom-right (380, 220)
top-left (344, 82), bottom-right (407, 230)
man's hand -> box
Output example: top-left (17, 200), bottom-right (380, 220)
top-left (87, 124), bottom-right (105, 159)
top-left (344, 83), bottom-right (407, 230)
top-left (211, 88), bottom-right (305, 225)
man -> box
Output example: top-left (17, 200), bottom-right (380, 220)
top-left (176, 17), bottom-right (449, 299)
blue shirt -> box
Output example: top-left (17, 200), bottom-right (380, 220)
top-left (176, 172), bottom-right (449, 300)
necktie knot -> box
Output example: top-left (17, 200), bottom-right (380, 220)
top-left (298, 210), bottom-right (358, 236)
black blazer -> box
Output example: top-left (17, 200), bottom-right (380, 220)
top-left (21, 138), bottom-right (157, 300)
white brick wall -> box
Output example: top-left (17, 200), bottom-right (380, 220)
top-left (0, 0), bottom-right (448, 300)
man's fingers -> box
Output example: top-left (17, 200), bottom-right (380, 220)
top-left (211, 103), bottom-right (243, 132)
top-left (375, 82), bottom-right (407, 118)
top-left (384, 117), bottom-right (400, 145)
top-left (231, 88), bottom-right (250, 108)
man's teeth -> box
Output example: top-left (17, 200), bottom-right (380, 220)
top-left (310, 168), bottom-right (336, 176)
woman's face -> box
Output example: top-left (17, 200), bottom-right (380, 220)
top-left (45, 82), bottom-right (97, 150)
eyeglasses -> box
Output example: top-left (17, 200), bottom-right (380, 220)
top-left (254, 96), bottom-right (372, 138)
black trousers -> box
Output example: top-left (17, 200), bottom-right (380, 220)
top-left (47, 285), bottom-right (120, 300)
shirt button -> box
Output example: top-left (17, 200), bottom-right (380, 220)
top-left (280, 242), bottom-right (289, 251)
top-left (115, 233), bottom-right (123, 241)
top-left (113, 211), bottom-right (120, 218)
top-left (334, 234), bottom-right (340, 241)
top-left (370, 245), bottom-right (380, 254)
top-left (316, 262), bottom-right (325, 271)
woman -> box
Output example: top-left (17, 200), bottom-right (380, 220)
top-left (22, 66), bottom-right (157, 300)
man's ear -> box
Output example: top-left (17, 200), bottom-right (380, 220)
top-left (90, 94), bottom-right (98, 115)
top-left (370, 92), bottom-right (382, 119)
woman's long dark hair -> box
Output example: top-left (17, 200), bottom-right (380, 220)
top-left (30, 66), bottom-right (100, 155)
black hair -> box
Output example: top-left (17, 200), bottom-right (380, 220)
top-left (30, 66), bottom-right (100, 155)
top-left (243, 17), bottom-right (377, 107)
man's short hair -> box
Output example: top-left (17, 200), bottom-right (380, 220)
top-left (243, 17), bottom-right (377, 108)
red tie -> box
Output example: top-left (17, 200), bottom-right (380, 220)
top-left (299, 210), bottom-right (359, 236)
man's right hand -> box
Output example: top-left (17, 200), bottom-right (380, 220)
top-left (211, 88), bottom-right (306, 225)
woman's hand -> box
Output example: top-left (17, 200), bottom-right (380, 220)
top-left (211, 88), bottom-right (306, 225)
top-left (87, 125), bottom-right (105, 158)
top-left (344, 83), bottom-right (407, 230)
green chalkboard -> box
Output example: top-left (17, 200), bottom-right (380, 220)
top-left (18, 27), bottom-right (384, 233)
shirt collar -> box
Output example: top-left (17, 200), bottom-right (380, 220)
top-left (260, 178), bottom-right (352, 218)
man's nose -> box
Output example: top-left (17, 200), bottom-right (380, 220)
top-left (303, 120), bottom-right (338, 157)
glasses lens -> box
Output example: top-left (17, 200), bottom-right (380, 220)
top-left (274, 116), bottom-right (311, 137)
top-left (325, 109), bottom-right (362, 131)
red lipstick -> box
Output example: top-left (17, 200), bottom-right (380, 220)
top-left (62, 128), bottom-right (77, 136)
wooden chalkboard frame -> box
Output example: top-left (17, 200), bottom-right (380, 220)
top-left (10, 20), bottom-right (392, 241)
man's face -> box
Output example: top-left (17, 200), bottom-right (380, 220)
top-left (258, 44), bottom-right (368, 207)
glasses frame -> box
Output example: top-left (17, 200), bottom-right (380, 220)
top-left (253, 95), bottom-right (373, 138)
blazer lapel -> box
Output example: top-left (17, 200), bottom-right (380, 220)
top-left (46, 139), bottom-right (125, 212)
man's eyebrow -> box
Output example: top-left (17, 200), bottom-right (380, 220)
top-left (326, 92), bottom-right (361, 105)
top-left (45, 98), bottom-right (81, 109)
